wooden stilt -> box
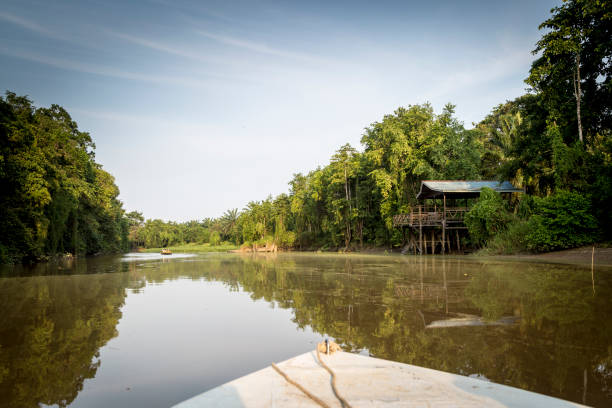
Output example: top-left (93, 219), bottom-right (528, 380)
top-left (442, 223), bottom-right (446, 255)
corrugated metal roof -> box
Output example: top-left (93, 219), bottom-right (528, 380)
top-left (417, 180), bottom-right (523, 199)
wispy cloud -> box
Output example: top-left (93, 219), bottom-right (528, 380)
top-left (148, 0), bottom-right (239, 25)
top-left (0, 46), bottom-right (213, 88)
top-left (0, 11), bottom-right (55, 37)
top-left (108, 31), bottom-right (223, 65)
top-left (107, 30), bottom-right (326, 83)
top-left (194, 29), bottom-right (333, 65)
top-left (0, 10), bottom-right (78, 43)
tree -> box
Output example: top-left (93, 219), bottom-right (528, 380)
top-left (0, 92), bottom-right (130, 262)
top-left (219, 208), bottom-right (239, 242)
top-left (527, 0), bottom-right (612, 144)
top-left (464, 188), bottom-right (513, 247)
top-left (361, 103), bottom-right (481, 240)
top-left (329, 144), bottom-right (359, 248)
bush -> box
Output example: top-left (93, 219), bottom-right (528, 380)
top-left (276, 231), bottom-right (296, 249)
top-left (255, 235), bottom-right (275, 246)
top-left (480, 220), bottom-right (530, 254)
top-left (525, 191), bottom-right (598, 252)
top-left (465, 188), bottom-right (513, 247)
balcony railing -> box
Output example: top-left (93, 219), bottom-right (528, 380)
top-left (392, 206), bottom-right (469, 227)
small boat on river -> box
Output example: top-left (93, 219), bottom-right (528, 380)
top-left (161, 248), bottom-right (172, 255)
top-left (173, 349), bottom-right (584, 407)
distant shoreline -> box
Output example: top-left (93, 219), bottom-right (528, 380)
top-left (138, 243), bottom-right (612, 268)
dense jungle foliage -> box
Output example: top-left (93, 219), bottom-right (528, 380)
top-left (2, 0), bottom-right (611, 260)
top-left (133, 0), bottom-right (611, 253)
top-left (0, 93), bottom-right (130, 263)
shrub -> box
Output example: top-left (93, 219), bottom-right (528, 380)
top-left (480, 219), bottom-right (530, 254)
top-left (465, 188), bottom-right (513, 247)
top-left (276, 231), bottom-right (296, 249)
top-left (255, 235), bottom-right (275, 246)
top-left (525, 190), bottom-right (598, 252)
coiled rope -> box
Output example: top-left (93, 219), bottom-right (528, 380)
top-left (271, 341), bottom-right (353, 408)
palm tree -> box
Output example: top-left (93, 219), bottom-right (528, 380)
top-left (219, 208), bottom-right (239, 240)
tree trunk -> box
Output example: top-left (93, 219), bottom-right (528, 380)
top-left (344, 166), bottom-right (351, 211)
top-left (573, 53), bottom-right (583, 143)
top-left (344, 166), bottom-right (351, 249)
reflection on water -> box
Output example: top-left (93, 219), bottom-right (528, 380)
top-left (121, 253), bottom-right (196, 261)
top-left (0, 253), bottom-right (611, 407)
top-left (0, 272), bottom-right (128, 407)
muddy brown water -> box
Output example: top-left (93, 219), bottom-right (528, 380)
top-left (0, 252), bottom-right (611, 407)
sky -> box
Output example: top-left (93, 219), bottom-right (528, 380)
top-left (0, 0), bottom-right (561, 221)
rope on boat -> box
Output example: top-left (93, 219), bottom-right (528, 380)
top-left (271, 363), bottom-right (331, 408)
top-left (315, 345), bottom-right (353, 408)
top-left (271, 340), bottom-right (353, 408)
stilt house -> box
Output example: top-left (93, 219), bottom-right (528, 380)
top-left (393, 180), bottom-right (523, 254)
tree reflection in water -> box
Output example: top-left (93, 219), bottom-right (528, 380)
top-left (180, 254), bottom-right (612, 406)
top-left (0, 254), bottom-right (610, 407)
top-left (0, 272), bottom-right (131, 407)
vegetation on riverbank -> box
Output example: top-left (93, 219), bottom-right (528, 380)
top-left (0, 93), bottom-right (130, 263)
top-left (466, 188), bottom-right (600, 254)
top-left (141, 243), bottom-right (238, 253)
top-left (130, 0), bottom-right (611, 255)
top-left (2, 1), bottom-right (610, 261)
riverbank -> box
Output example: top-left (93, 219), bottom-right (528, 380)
top-left (141, 243), bottom-right (239, 253)
top-left (474, 245), bottom-right (612, 267)
top-left (141, 243), bottom-right (612, 268)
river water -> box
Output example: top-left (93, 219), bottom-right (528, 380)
top-left (0, 253), bottom-right (610, 407)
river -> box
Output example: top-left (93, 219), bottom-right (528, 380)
top-left (0, 253), bottom-right (610, 407)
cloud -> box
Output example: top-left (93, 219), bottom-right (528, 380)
top-left (0, 10), bottom-right (76, 43)
top-left (0, 46), bottom-right (218, 88)
top-left (106, 31), bottom-right (273, 84)
top-left (107, 29), bottom-right (344, 86)
top-left (194, 29), bottom-right (333, 65)
top-left (0, 11), bottom-right (56, 37)
top-left (108, 31), bottom-right (224, 65)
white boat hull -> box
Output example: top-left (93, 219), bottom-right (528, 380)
top-left (173, 351), bottom-right (585, 407)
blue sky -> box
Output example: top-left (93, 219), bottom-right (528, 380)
top-left (1, 0), bottom-right (560, 221)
